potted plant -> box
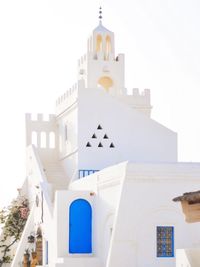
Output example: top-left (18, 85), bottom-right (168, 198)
top-left (36, 227), bottom-right (42, 242)
top-left (31, 250), bottom-right (38, 267)
top-left (36, 233), bottom-right (42, 242)
top-left (28, 235), bottom-right (35, 243)
top-left (23, 249), bottom-right (30, 267)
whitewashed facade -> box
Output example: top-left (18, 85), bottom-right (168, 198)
top-left (6, 19), bottom-right (200, 267)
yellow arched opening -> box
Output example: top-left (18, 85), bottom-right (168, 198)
top-left (105, 35), bottom-right (111, 59)
top-left (96, 35), bottom-right (103, 52)
top-left (98, 76), bottom-right (113, 91)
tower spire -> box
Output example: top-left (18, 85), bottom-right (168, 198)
top-left (99, 6), bottom-right (103, 24)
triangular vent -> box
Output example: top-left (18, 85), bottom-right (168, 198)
top-left (86, 142), bottom-right (92, 147)
top-left (110, 143), bottom-right (115, 148)
top-left (86, 124), bottom-right (115, 149)
top-left (103, 134), bottom-right (109, 139)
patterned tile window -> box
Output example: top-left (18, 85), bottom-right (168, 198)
top-left (157, 226), bottom-right (174, 257)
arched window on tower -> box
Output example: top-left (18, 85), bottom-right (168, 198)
top-left (49, 132), bottom-right (55, 149)
top-left (32, 131), bottom-right (38, 147)
top-left (105, 35), bottom-right (111, 60)
top-left (96, 35), bottom-right (103, 52)
top-left (69, 199), bottom-right (92, 254)
top-left (41, 132), bottom-right (46, 148)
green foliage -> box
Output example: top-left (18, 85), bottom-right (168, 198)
top-left (0, 196), bottom-right (29, 265)
top-left (1, 255), bottom-right (12, 263)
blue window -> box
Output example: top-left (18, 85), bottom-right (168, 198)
top-left (69, 199), bottom-right (92, 253)
top-left (79, 170), bottom-right (99, 178)
top-left (157, 226), bottom-right (174, 257)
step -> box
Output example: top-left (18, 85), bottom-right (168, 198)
top-left (55, 257), bottom-right (101, 267)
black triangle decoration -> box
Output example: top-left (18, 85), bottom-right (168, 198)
top-left (98, 142), bottom-right (103, 147)
top-left (103, 134), bottom-right (108, 139)
top-left (97, 125), bottom-right (102, 130)
top-left (86, 142), bottom-right (92, 147)
top-left (110, 143), bottom-right (115, 148)
top-left (92, 134), bottom-right (97, 138)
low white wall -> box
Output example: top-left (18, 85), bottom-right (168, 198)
top-left (26, 145), bottom-right (52, 212)
top-left (55, 257), bottom-right (101, 267)
top-left (176, 248), bottom-right (200, 267)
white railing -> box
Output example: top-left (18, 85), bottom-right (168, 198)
top-left (27, 145), bottom-right (53, 215)
top-left (10, 145), bottom-right (53, 267)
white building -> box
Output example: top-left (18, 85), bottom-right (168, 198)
top-left (5, 14), bottom-right (200, 267)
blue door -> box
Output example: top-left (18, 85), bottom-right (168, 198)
top-left (69, 199), bottom-right (92, 253)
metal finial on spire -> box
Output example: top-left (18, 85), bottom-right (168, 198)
top-left (99, 6), bottom-right (103, 22)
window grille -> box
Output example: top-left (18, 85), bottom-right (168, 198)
top-left (157, 226), bottom-right (174, 257)
top-left (79, 170), bottom-right (99, 178)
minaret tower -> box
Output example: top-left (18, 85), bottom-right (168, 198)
top-left (78, 7), bottom-right (125, 95)
top-left (54, 8), bottom-right (153, 179)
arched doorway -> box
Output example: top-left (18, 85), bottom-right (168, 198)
top-left (69, 199), bottom-right (92, 253)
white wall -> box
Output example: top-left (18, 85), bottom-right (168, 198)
top-left (24, 145), bottom-right (200, 267)
top-left (86, 53), bottom-right (125, 94)
top-left (107, 163), bottom-right (200, 267)
top-left (69, 162), bottom-right (200, 267)
top-left (56, 101), bottom-right (78, 179)
top-left (70, 162), bottom-right (127, 266)
top-left (77, 87), bottom-right (177, 173)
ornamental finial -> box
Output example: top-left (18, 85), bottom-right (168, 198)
top-left (99, 6), bottom-right (103, 23)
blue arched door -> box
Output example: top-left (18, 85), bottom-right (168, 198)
top-left (69, 199), bottom-right (92, 253)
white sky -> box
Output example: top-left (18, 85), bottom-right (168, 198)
top-left (0, 0), bottom-right (200, 207)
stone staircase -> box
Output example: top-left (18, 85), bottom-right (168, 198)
top-left (43, 162), bottom-right (68, 201)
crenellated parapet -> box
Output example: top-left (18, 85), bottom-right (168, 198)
top-left (86, 51), bottom-right (124, 62)
top-left (25, 113), bottom-right (57, 150)
top-left (131, 88), bottom-right (151, 105)
top-left (56, 83), bottom-right (78, 107)
top-left (78, 54), bottom-right (87, 68)
top-left (118, 88), bottom-right (152, 117)
top-left (55, 80), bottom-right (85, 116)
top-left (79, 50), bottom-right (124, 64)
